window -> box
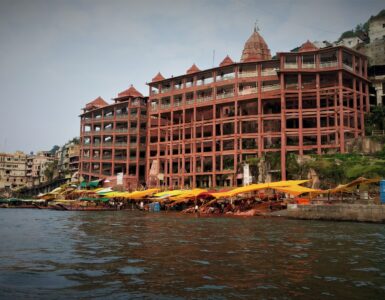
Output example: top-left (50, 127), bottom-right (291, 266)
top-left (382, 23), bottom-right (385, 28)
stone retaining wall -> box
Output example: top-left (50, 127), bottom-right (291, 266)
top-left (285, 204), bottom-right (385, 223)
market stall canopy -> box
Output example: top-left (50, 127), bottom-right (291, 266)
top-left (152, 190), bottom-right (186, 199)
top-left (80, 179), bottom-right (104, 189)
top-left (324, 177), bottom-right (380, 194)
top-left (272, 185), bottom-right (321, 196)
top-left (124, 188), bottom-right (160, 200)
top-left (169, 189), bottom-right (208, 201)
top-left (210, 180), bottom-right (310, 199)
top-left (79, 197), bottom-right (110, 202)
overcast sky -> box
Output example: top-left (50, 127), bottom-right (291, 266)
top-left (0, 0), bottom-right (383, 153)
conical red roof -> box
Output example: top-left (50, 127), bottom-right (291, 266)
top-left (85, 96), bottom-right (108, 110)
top-left (152, 72), bottom-right (165, 82)
top-left (219, 55), bottom-right (234, 67)
top-left (186, 64), bottom-right (200, 74)
top-left (117, 84), bottom-right (143, 98)
top-left (298, 40), bottom-right (318, 52)
top-left (240, 29), bottom-right (271, 62)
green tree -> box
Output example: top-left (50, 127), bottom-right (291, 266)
top-left (286, 153), bottom-right (309, 180)
top-left (49, 145), bottom-right (60, 155)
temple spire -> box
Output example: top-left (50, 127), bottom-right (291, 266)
top-left (254, 19), bottom-right (259, 32)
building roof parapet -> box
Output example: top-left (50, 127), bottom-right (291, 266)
top-left (186, 64), bottom-right (201, 74)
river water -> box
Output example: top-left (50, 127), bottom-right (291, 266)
top-left (0, 209), bottom-right (384, 299)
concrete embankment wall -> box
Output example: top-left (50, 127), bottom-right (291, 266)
top-left (283, 204), bottom-right (385, 223)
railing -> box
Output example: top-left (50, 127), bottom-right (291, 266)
top-left (161, 103), bottom-right (171, 109)
top-left (151, 89), bottom-right (159, 95)
top-left (102, 142), bottom-right (112, 147)
top-left (286, 83), bottom-right (298, 89)
top-left (129, 128), bottom-right (137, 133)
top-left (262, 84), bottom-right (280, 92)
top-left (115, 142), bottom-right (128, 147)
top-left (196, 96), bottom-right (213, 103)
top-left (174, 101), bottom-right (183, 107)
top-left (261, 69), bottom-right (277, 76)
top-left (302, 63), bottom-right (315, 69)
top-left (103, 115), bottom-right (114, 120)
top-left (238, 88), bottom-right (257, 96)
top-left (372, 130), bottom-right (385, 136)
top-left (131, 100), bottom-right (141, 106)
top-left (216, 92), bottom-right (234, 99)
top-left (151, 105), bottom-right (158, 111)
top-left (186, 99), bottom-right (194, 105)
top-left (284, 63), bottom-right (298, 69)
top-left (216, 74), bottom-right (235, 82)
top-left (115, 128), bottom-right (128, 133)
top-left (320, 61), bottom-right (338, 68)
top-left (174, 85), bottom-right (183, 90)
top-left (114, 156), bottom-right (127, 161)
top-left (102, 155), bottom-right (112, 159)
top-left (115, 113), bottom-right (129, 119)
top-left (196, 79), bottom-right (214, 86)
top-left (343, 63), bottom-right (354, 72)
top-left (161, 87), bottom-right (171, 93)
top-left (239, 71), bottom-right (258, 78)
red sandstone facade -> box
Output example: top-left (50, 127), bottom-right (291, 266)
top-left (146, 31), bottom-right (369, 188)
top-left (79, 86), bottom-right (147, 189)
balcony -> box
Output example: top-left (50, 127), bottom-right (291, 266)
top-left (239, 71), bottom-right (258, 78)
top-left (103, 115), bottom-right (114, 120)
top-left (114, 156), bottom-right (127, 161)
top-left (343, 63), bottom-right (354, 72)
top-left (216, 92), bottom-right (234, 99)
top-left (174, 101), bottom-right (183, 107)
top-left (320, 61), bottom-right (338, 68)
top-left (216, 74), bottom-right (235, 82)
top-left (284, 63), bottom-right (298, 69)
top-left (262, 84), bottom-right (280, 92)
top-left (238, 87), bottom-right (257, 96)
top-left (115, 113), bottom-right (129, 120)
top-left (115, 128), bottom-right (128, 133)
top-left (196, 96), bottom-right (213, 103)
top-left (161, 87), bottom-right (171, 94)
top-left (261, 69), bottom-right (277, 76)
top-left (302, 63), bottom-right (315, 69)
top-left (160, 103), bottom-right (171, 109)
top-left (186, 99), bottom-right (194, 105)
top-left (115, 142), bottom-right (128, 147)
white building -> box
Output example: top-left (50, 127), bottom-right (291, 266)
top-left (336, 36), bottom-right (364, 48)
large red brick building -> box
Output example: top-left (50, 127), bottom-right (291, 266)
top-left (146, 29), bottom-right (369, 188)
top-left (79, 85), bottom-right (147, 188)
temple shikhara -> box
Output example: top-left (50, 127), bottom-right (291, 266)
top-left (79, 27), bottom-right (369, 189)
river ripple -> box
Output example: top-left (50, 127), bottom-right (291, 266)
top-left (0, 209), bottom-right (384, 299)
